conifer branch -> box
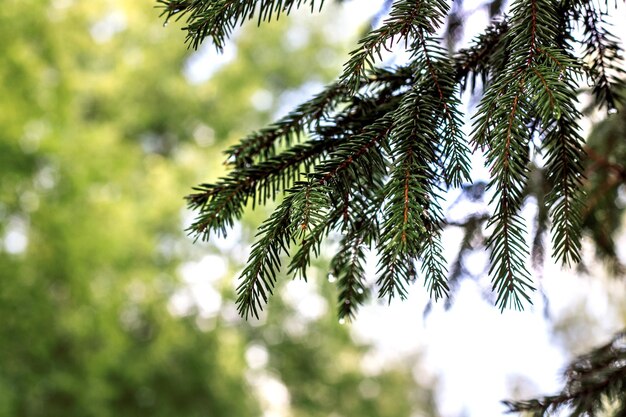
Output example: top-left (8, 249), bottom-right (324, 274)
top-left (332, 185), bottom-right (385, 318)
top-left (579, 2), bottom-right (626, 111)
top-left (333, 233), bottom-right (369, 321)
top-left (455, 19), bottom-right (509, 91)
top-left (158, 0), bottom-right (326, 50)
top-left (377, 82), bottom-right (449, 300)
top-left (287, 206), bottom-right (343, 280)
top-left (308, 114), bottom-right (392, 191)
top-left (420, 218), bottom-right (449, 300)
top-left (418, 42), bottom-right (470, 187)
top-left (186, 137), bottom-right (336, 238)
top-left (236, 192), bottom-right (296, 319)
top-left (544, 115), bottom-right (585, 266)
top-left (339, 0), bottom-right (449, 92)
top-left (505, 330), bottom-right (626, 416)
top-left (471, 0), bottom-right (592, 309)
top-left (225, 82), bottom-right (349, 166)
top-left (167, 0), bottom-right (626, 317)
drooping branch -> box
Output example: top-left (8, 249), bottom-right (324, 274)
top-left (164, 0), bottom-right (626, 318)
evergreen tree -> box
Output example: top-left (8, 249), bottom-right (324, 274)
top-left (159, 0), bottom-right (626, 414)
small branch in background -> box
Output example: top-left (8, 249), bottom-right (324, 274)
top-left (505, 330), bottom-right (626, 416)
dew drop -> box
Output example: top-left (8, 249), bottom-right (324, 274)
top-left (338, 318), bottom-right (346, 325)
top-left (356, 288), bottom-right (364, 295)
top-left (163, 21), bottom-right (169, 27)
top-left (327, 273), bottom-right (337, 283)
top-left (344, 299), bottom-right (351, 305)
top-left (608, 107), bottom-right (618, 115)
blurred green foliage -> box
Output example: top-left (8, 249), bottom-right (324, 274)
top-left (0, 1), bottom-right (437, 416)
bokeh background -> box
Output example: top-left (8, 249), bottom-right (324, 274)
top-left (1, 0), bottom-right (625, 416)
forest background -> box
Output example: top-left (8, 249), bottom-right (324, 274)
top-left (0, 0), bottom-right (625, 416)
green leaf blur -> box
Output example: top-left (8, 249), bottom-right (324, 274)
top-left (0, 1), bottom-right (435, 416)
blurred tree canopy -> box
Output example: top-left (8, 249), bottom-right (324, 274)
top-left (0, 0), bottom-right (437, 416)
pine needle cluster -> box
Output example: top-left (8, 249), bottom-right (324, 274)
top-left (158, 0), bottom-right (626, 319)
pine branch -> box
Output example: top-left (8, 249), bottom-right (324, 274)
top-left (420, 220), bottom-right (450, 300)
top-left (287, 206), bottom-right (343, 280)
top-left (529, 42), bottom-right (586, 266)
top-left (333, 233), bottom-right (369, 321)
top-left (505, 330), bottom-right (626, 417)
top-left (418, 41), bottom-right (471, 187)
top-left (289, 182), bottom-right (331, 241)
top-left (236, 192), bottom-right (296, 319)
top-left (225, 82), bottom-right (350, 167)
top-left (578, 2), bottom-right (626, 111)
top-left (158, 0), bottom-right (326, 50)
top-left (544, 116), bottom-right (585, 266)
top-left (286, 182), bottom-right (339, 281)
top-left (471, 0), bottom-right (591, 309)
top-left (186, 137), bottom-right (335, 238)
top-left (455, 19), bottom-right (509, 91)
top-left (377, 82), bottom-right (450, 301)
top-left (474, 69), bottom-right (535, 309)
top-left (339, 0), bottom-right (449, 92)
top-left (331, 182), bottom-right (386, 319)
top-left (167, 0), bottom-right (626, 317)
top-left (307, 114), bottom-right (392, 193)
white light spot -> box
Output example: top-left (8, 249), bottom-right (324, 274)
top-left (246, 373), bottom-right (291, 417)
top-left (90, 11), bottom-right (127, 43)
top-left (20, 120), bottom-right (49, 153)
top-left (35, 164), bottom-right (58, 190)
top-left (282, 279), bottom-right (328, 321)
top-left (250, 89), bottom-right (274, 112)
top-left (193, 123), bottom-right (215, 147)
top-left (184, 42), bottom-right (237, 84)
top-left (245, 344), bottom-right (269, 369)
top-left (3, 217), bottom-right (28, 254)
top-left (284, 25), bottom-right (310, 50)
top-left (167, 289), bottom-right (194, 316)
top-left (176, 255), bottom-right (227, 317)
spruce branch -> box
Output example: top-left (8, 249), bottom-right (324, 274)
top-left (579, 2), bottom-right (626, 112)
top-left (330, 182), bottom-right (386, 319)
top-left (225, 81), bottom-right (350, 167)
top-left (474, 71), bottom-right (535, 310)
top-left (166, 0), bottom-right (626, 317)
top-left (186, 137), bottom-right (336, 239)
top-left (333, 232), bottom-right (369, 321)
top-left (287, 206), bottom-right (342, 280)
top-left (505, 330), bottom-right (626, 417)
top-left (339, 0), bottom-right (449, 92)
top-left (454, 19), bottom-right (509, 91)
top-left (236, 192), bottom-right (296, 319)
top-left (308, 114), bottom-right (392, 193)
top-left (158, 0), bottom-right (326, 50)
top-left (377, 83), bottom-right (450, 301)
top-left (420, 217), bottom-right (450, 300)
top-left (544, 116), bottom-right (586, 266)
top-left (419, 43), bottom-right (471, 187)
top-left (471, 0), bottom-right (590, 309)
